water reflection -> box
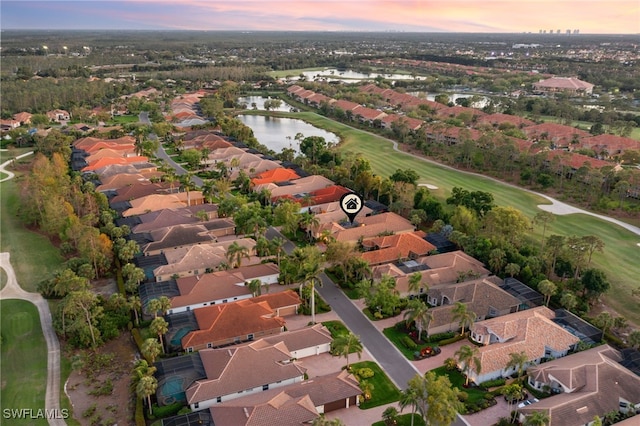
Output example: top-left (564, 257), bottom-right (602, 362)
top-left (237, 96), bottom-right (294, 112)
top-left (237, 115), bottom-right (339, 154)
top-left (300, 68), bottom-right (425, 81)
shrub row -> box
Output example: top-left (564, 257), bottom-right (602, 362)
top-left (480, 378), bottom-right (506, 388)
top-left (135, 398), bottom-right (145, 426)
top-left (401, 335), bottom-right (418, 349)
top-left (152, 402), bottom-right (184, 418)
top-left (438, 334), bottom-right (467, 346)
top-left (425, 332), bottom-right (456, 343)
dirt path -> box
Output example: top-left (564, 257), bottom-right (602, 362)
top-left (0, 151), bottom-right (34, 182)
top-left (0, 252), bottom-right (66, 426)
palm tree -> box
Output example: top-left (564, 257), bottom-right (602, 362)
top-left (503, 383), bottom-right (525, 422)
top-left (128, 295), bottom-right (142, 326)
top-left (157, 296), bottom-right (171, 317)
top-left (150, 317), bottom-right (168, 353)
top-left (141, 338), bottom-right (162, 363)
top-left (594, 312), bottom-right (615, 336)
top-left (504, 263), bottom-right (521, 278)
top-left (403, 299), bottom-right (433, 342)
top-left (488, 248), bottom-right (506, 274)
top-left (246, 279), bottom-right (263, 297)
top-left (451, 302), bottom-right (476, 336)
top-left (330, 332), bottom-right (363, 370)
top-left (537, 279), bottom-right (557, 307)
top-left (399, 387), bottom-right (420, 426)
top-left (523, 410), bottom-right (550, 426)
top-left (136, 375), bottom-right (158, 416)
top-left (226, 241), bottom-right (250, 268)
top-left (533, 211), bottom-right (555, 253)
top-left (407, 272), bottom-right (425, 296)
top-left (270, 237), bottom-right (286, 267)
top-left (628, 329), bottom-right (640, 349)
top-left (300, 247), bottom-right (323, 325)
top-left (506, 351), bottom-right (529, 381)
top-left (454, 344), bottom-right (481, 386)
top-left (147, 298), bottom-right (162, 318)
top-left (299, 211), bottom-right (320, 242)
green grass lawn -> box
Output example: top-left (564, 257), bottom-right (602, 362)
top-left (383, 326), bottom-right (439, 360)
top-left (0, 178), bottom-right (63, 291)
top-left (108, 115), bottom-right (139, 124)
top-left (372, 413), bottom-right (426, 426)
top-left (322, 320), bottom-right (350, 338)
top-left (431, 366), bottom-right (487, 405)
top-left (268, 67), bottom-right (330, 78)
top-left (351, 361), bottom-right (402, 409)
top-left (0, 300), bottom-right (48, 425)
top-left (268, 110), bottom-right (640, 326)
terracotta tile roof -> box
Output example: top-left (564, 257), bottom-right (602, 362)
top-left (13, 112), bottom-right (32, 123)
top-left (85, 148), bottom-right (137, 163)
top-left (521, 345), bottom-right (640, 426)
top-left (210, 392), bottom-right (317, 426)
top-left (251, 168), bottom-right (300, 186)
top-left (381, 114), bottom-right (424, 131)
top-left (262, 323), bottom-right (332, 354)
top-left (331, 99), bottom-right (361, 112)
top-left (210, 369), bottom-right (360, 426)
top-left (132, 208), bottom-right (201, 233)
top-left (263, 175), bottom-right (334, 199)
top-left (110, 182), bottom-right (172, 204)
top-left (287, 85), bottom-right (305, 94)
top-left (82, 155), bottom-right (149, 172)
top-left (436, 106), bottom-right (486, 119)
top-left (375, 250), bottom-right (490, 294)
top-left (95, 173), bottom-right (151, 192)
top-left (361, 231), bottom-right (435, 266)
top-left (332, 212), bottom-right (414, 243)
top-left (186, 340), bottom-right (305, 404)
top-left (153, 238), bottom-right (258, 279)
top-left (524, 123), bottom-right (590, 146)
top-left (73, 136), bottom-right (135, 150)
top-left (533, 76), bottom-right (594, 91)
top-left (354, 107), bottom-right (387, 121)
top-left (306, 93), bottom-right (332, 105)
top-left (580, 134), bottom-right (640, 155)
top-left (142, 224), bottom-right (218, 254)
top-left (311, 201), bottom-right (373, 228)
top-left (172, 263), bottom-right (280, 309)
top-left (470, 307), bottom-right (580, 375)
top-left (122, 192), bottom-right (204, 217)
top-left (252, 290), bottom-right (302, 312)
top-left (427, 277), bottom-right (520, 331)
top-left (182, 299), bottom-right (286, 349)
top-left (276, 185), bottom-right (350, 206)
top-left (544, 150), bottom-right (613, 170)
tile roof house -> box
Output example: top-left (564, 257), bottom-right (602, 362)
top-left (109, 182), bottom-right (173, 204)
top-left (477, 113), bottom-right (534, 128)
top-left (423, 277), bottom-right (521, 336)
top-left (73, 136), bottom-right (136, 150)
top-left (361, 231), bottom-right (436, 266)
top-left (309, 201), bottom-right (373, 229)
top-left (130, 206), bottom-right (220, 233)
top-left (257, 175), bottom-right (335, 200)
top-left (139, 224), bottom-right (221, 256)
top-left (165, 263), bottom-right (281, 314)
top-left (262, 323), bottom-right (333, 359)
top-left (46, 109), bottom-right (70, 122)
top-left (521, 345), bottom-right (640, 426)
top-left (210, 392), bottom-right (317, 426)
top-left (436, 105), bottom-right (487, 120)
top-left (208, 369), bottom-right (361, 425)
top-left (275, 185), bottom-right (350, 207)
top-left (250, 168), bottom-right (300, 187)
top-left (466, 306), bottom-right (580, 383)
top-left (180, 298), bottom-right (288, 352)
top-left (580, 134), bottom-right (640, 158)
top-left (328, 212), bottom-right (414, 243)
top-left (423, 124), bottom-right (482, 145)
top-left (524, 123), bottom-right (591, 149)
top-left (153, 238), bottom-right (258, 282)
top-left (185, 340), bottom-right (306, 410)
top-left (381, 114), bottom-right (424, 131)
top-left (544, 150), bottom-right (615, 171)
top-left (13, 112), bottom-right (33, 125)
top-left (82, 155), bottom-right (149, 172)
top-left (533, 76), bottom-right (594, 96)
top-left (372, 250), bottom-right (491, 295)
top-left (122, 192), bottom-right (205, 217)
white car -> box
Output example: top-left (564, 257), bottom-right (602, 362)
top-left (518, 398), bottom-right (540, 408)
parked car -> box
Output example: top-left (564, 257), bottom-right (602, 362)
top-left (518, 398), bottom-right (540, 408)
top-left (413, 346), bottom-right (441, 360)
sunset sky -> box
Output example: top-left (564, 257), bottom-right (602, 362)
top-left (2, 1), bottom-right (638, 34)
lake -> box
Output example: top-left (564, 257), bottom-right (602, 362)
top-left (237, 115), bottom-right (340, 154)
top-left (237, 96), bottom-right (295, 112)
top-left (298, 68), bottom-right (427, 83)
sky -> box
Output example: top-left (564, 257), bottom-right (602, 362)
top-left (1, 1), bottom-right (638, 34)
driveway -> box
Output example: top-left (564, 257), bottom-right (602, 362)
top-left (0, 253), bottom-right (66, 426)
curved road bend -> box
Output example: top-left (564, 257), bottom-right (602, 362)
top-left (0, 253), bottom-right (66, 426)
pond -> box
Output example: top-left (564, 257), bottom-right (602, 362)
top-left (237, 115), bottom-right (339, 154)
top-left (237, 96), bottom-right (295, 112)
top-left (298, 68), bottom-right (427, 82)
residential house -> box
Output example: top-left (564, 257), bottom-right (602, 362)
top-left (372, 250), bottom-right (491, 295)
top-left (95, 173), bottom-right (152, 192)
top-left (361, 231), bottom-right (436, 266)
top-left (122, 192), bottom-right (205, 217)
top-left (523, 123), bottom-right (590, 149)
top-left (153, 238), bottom-right (258, 282)
top-left (185, 340), bottom-right (306, 410)
top-left (380, 114), bottom-right (424, 131)
top-left (425, 277), bottom-right (521, 336)
top-left (476, 113), bottom-right (534, 129)
top-left (109, 182), bottom-right (173, 205)
top-left (466, 306), bottom-right (580, 383)
top-left (275, 185), bottom-right (350, 208)
top-left (532, 76), bottom-right (594, 96)
top-left (521, 345), bottom-right (640, 426)
top-left (250, 167), bottom-right (301, 187)
top-left (261, 324), bottom-right (333, 359)
top-left (179, 298), bottom-right (288, 352)
top-left (256, 175), bottom-right (334, 201)
top-left (46, 109), bottom-right (70, 122)
top-left (138, 224), bottom-right (221, 256)
top-left (321, 212), bottom-right (414, 243)
top-left (13, 112), bottom-right (33, 126)
top-left (353, 107), bottom-right (387, 125)
top-left (423, 124), bottom-right (482, 145)
top-left (580, 134), bottom-right (640, 159)
top-left (82, 155), bottom-right (149, 172)
top-left (150, 263), bottom-right (281, 314)
top-left (209, 369), bottom-right (361, 425)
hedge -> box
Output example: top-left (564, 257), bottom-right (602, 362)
top-left (131, 328), bottom-right (152, 363)
top-left (401, 335), bottom-right (418, 349)
top-left (152, 402), bottom-right (184, 418)
top-left (480, 378), bottom-right (506, 388)
top-left (426, 332), bottom-right (456, 343)
top-left (437, 334), bottom-right (467, 346)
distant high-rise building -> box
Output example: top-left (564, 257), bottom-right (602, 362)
top-left (566, 29), bottom-right (571, 35)
top-left (550, 29), bottom-right (554, 34)
top-left (556, 29), bottom-right (561, 34)
top-left (543, 30), bottom-right (547, 34)
top-left (539, 29), bottom-right (543, 34)
top-left (574, 29), bottom-right (580, 34)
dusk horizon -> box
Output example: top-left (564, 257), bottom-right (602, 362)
top-left (1, 1), bottom-right (638, 35)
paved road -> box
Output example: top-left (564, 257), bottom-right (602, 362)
top-left (316, 272), bottom-right (420, 390)
top-left (265, 227), bottom-right (297, 254)
top-left (154, 143), bottom-right (204, 187)
top-left (0, 253), bottom-right (66, 426)
top-left (0, 151), bottom-right (34, 182)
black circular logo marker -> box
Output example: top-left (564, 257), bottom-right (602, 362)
top-left (340, 192), bottom-right (364, 224)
